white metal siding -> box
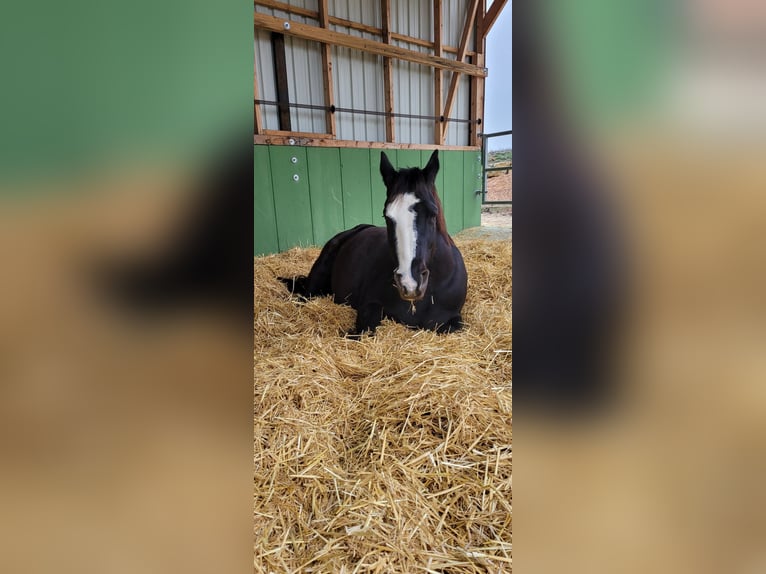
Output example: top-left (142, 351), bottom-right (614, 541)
top-left (442, 0), bottom-right (474, 146)
top-left (330, 0), bottom-right (385, 141)
top-left (255, 0), bottom-right (475, 145)
top-left (255, 1), bottom-right (325, 132)
top-left (391, 0), bottom-right (432, 144)
top-left (255, 28), bottom-right (277, 131)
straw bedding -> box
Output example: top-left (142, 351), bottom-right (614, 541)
top-left (255, 238), bottom-right (512, 573)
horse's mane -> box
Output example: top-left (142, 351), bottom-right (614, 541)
top-left (430, 186), bottom-right (453, 245)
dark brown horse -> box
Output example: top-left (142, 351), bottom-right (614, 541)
top-left (280, 150), bottom-right (467, 335)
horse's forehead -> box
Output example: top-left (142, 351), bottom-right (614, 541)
top-left (385, 192), bottom-right (420, 218)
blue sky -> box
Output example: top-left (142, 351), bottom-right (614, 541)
top-left (484, 4), bottom-right (512, 149)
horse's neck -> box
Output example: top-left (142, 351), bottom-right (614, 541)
top-left (431, 232), bottom-right (456, 278)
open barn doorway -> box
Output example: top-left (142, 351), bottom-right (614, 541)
top-left (479, 0), bottom-right (511, 234)
top-left (480, 128), bottom-right (512, 230)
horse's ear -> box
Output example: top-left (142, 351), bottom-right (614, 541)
top-left (380, 152), bottom-right (397, 189)
top-left (423, 150), bottom-right (439, 184)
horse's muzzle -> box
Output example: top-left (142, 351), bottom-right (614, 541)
top-left (394, 269), bottom-right (429, 302)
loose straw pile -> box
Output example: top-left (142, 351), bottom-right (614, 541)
top-left (255, 239), bottom-right (512, 573)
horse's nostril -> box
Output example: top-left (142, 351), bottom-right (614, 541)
top-left (395, 272), bottom-right (403, 281)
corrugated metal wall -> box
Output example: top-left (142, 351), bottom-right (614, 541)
top-left (254, 145), bottom-right (483, 254)
top-left (255, 2), bottom-right (327, 133)
top-left (255, 0), bottom-right (475, 145)
top-left (330, 0), bottom-right (385, 141)
top-left (440, 0), bottom-right (474, 146)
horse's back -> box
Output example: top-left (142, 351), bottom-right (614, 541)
top-left (331, 226), bottom-right (391, 305)
top-left (291, 224), bottom-right (376, 297)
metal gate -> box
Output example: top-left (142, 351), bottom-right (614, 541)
top-left (479, 129), bottom-right (512, 205)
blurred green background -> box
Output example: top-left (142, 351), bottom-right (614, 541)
top-left (544, 0), bottom-right (676, 127)
top-left (0, 1), bottom-right (252, 186)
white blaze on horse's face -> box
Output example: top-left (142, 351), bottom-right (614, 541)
top-left (385, 192), bottom-right (420, 296)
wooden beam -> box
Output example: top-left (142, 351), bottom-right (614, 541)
top-left (254, 12), bottom-right (487, 77)
top-left (433, 0), bottom-right (443, 145)
top-left (254, 53), bottom-right (263, 134)
top-left (456, 0), bottom-right (480, 63)
top-left (392, 32), bottom-right (432, 51)
top-left (256, 0), bottom-right (381, 35)
top-left (331, 15), bottom-right (379, 36)
top-left (441, 0), bottom-right (481, 141)
top-left (270, 32), bottom-right (291, 131)
top-left (476, 57), bottom-right (486, 145)
top-left (482, 0), bottom-right (508, 39)
top-left (254, 0), bottom-right (476, 58)
top-left (381, 0), bottom-right (395, 142)
top-left (255, 133), bottom-right (479, 150)
top-left (469, 0), bottom-right (486, 146)
top-left (318, 0), bottom-right (336, 136)
top-left (261, 129), bottom-right (334, 138)
top-left (256, 0), bottom-right (314, 19)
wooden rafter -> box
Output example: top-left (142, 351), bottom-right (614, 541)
top-left (254, 1), bottom-right (491, 146)
top-left (381, 0), bottom-right (395, 142)
top-left (254, 13), bottom-right (487, 77)
top-left (440, 0), bottom-right (481, 141)
top-left (317, 0), bottom-right (336, 136)
top-left (254, 0), bottom-right (476, 59)
top-left (482, 0), bottom-right (508, 39)
top-left (433, 0), bottom-right (443, 145)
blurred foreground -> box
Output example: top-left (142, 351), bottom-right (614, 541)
top-left (0, 151), bottom-right (253, 572)
top-left (0, 1), bottom-right (252, 572)
top-left (515, 1), bottom-right (766, 572)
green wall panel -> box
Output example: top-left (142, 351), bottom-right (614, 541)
top-left (545, 0), bottom-right (671, 128)
top-left (422, 149), bottom-right (446, 207)
top-left (394, 149), bottom-right (422, 171)
top-left (340, 148), bottom-right (373, 229)
top-left (463, 151), bottom-right (483, 229)
top-left (2, 1), bottom-right (251, 185)
top-left (441, 151), bottom-right (465, 235)
top-left (270, 146), bottom-right (314, 249)
top-left (254, 145), bottom-right (279, 256)
top-left (254, 145), bottom-right (480, 255)
top-left (369, 149), bottom-right (387, 226)
top-left (306, 147), bottom-right (345, 245)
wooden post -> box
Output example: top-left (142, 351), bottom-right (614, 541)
top-left (441, 0), bottom-right (480, 142)
top-left (434, 0), bottom-right (443, 145)
top-left (468, 58), bottom-right (477, 146)
top-left (381, 0), bottom-right (395, 142)
top-left (469, 0), bottom-right (486, 146)
top-left (254, 51), bottom-right (263, 135)
top-left (270, 32), bottom-right (291, 131)
top-left (317, 0), bottom-right (336, 136)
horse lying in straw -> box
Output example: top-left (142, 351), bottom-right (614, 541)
top-left (280, 150), bottom-right (467, 336)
